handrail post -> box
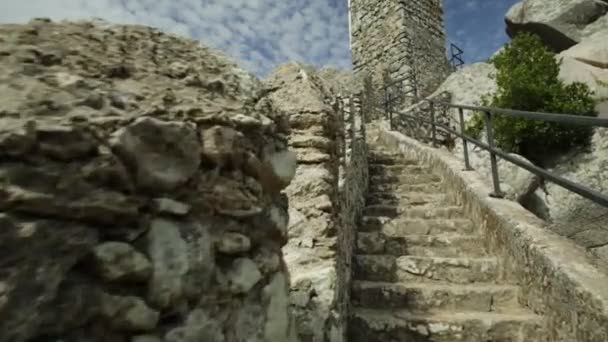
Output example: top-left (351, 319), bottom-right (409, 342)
top-left (430, 101), bottom-right (437, 147)
top-left (388, 91), bottom-right (393, 130)
top-left (458, 107), bottom-right (473, 171)
top-left (383, 86), bottom-right (388, 122)
top-left (483, 111), bottom-right (504, 198)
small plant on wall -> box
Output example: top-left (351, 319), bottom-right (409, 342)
top-left (466, 32), bottom-right (597, 165)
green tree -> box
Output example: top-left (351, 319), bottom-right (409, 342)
top-left (467, 32), bottom-right (597, 165)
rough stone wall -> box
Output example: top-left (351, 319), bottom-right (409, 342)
top-left (265, 63), bottom-right (368, 342)
top-left (350, 0), bottom-right (450, 104)
top-left (0, 19), bottom-right (298, 342)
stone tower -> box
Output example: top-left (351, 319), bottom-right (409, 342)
top-left (348, 0), bottom-right (449, 99)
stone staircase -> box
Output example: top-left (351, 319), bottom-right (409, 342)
top-left (347, 147), bottom-right (546, 342)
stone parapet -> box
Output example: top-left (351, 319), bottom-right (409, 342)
top-left (266, 63), bottom-right (368, 342)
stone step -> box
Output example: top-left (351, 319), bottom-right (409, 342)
top-left (369, 181), bottom-right (443, 193)
top-left (362, 205), bottom-right (463, 219)
top-left (353, 255), bottom-right (499, 283)
top-left (370, 173), bottom-right (442, 185)
top-left (351, 281), bottom-right (520, 312)
top-left (369, 164), bottom-right (429, 176)
top-left (359, 217), bottom-right (476, 235)
top-left (348, 307), bottom-right (546, 342)
top-left (356, 232), bottom-right (487, 257)
top-left (369, 153), bottom-right (418, 166)
top-left (365, 192), bottom-right (449, 206)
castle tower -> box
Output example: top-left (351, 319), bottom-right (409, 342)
top-left (348, 0), bottom-right (449, 99)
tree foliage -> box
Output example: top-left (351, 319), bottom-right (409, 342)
top-left (467, 32), bottom-right (597, 164)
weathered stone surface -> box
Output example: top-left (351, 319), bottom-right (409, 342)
top-left (431, 62), bottom-right (498, 121)
top-left (558, 52), bottom-right (608, 101)
top-left (506, 0), bottom-right (608, 51)
top-left (91, 241), bottom-right (152, 282)
top-left (216, 232), bottom-right (252, 254)
top-left (226, 258), bottom-right (263, 294)
top-left (0, 215), bottom-right (99, 341)
top-left (0, 19), bottom-right (297, 341)
top-left (152, 197), bottom-right (191, 215)
top-left (561, 31), bottom-right (608, 69)
top-left (110, 117), bottom-right (200, 192)
top-left (100, 293), bottom-right (160, 332)
top-left (164, 309), bottom-right (224, 342)
top-left (267, 63), bottom-right (367, 341)
top-left (350, 0), bottom-right (450, 101)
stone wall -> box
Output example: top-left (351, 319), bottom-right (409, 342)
top-left (0, 19), bottom-right (298, 342)
top-left (336, 95), bottom-right (369, 342)
top-left (350, 0), bottom-right (450, 103)
top-left (265, 63), bottom-right (368, 342)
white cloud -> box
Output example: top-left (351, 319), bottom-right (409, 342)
top-left (0, 0), bottom-right (352, 76)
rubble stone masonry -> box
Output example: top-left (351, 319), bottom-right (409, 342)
top-left (264, 63), bottom-right (368, 342)
top-left (0, 19), bottom-right (299, 342)
top-left (350, 0), bottom-right (450, 100)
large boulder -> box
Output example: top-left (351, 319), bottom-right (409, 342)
top-left (432, 62), bottom-right (498, 121)
top-left (506, 0), bottom-right (608, 52)
top-left (561, 31), bottom-right (608, 69)
top-left (539, 127), bottom-right (608, 260)
top-left (558, 54), bottom-right (608, 101)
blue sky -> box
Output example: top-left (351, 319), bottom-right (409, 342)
top-left (0, 0), bottom-right (519, 76)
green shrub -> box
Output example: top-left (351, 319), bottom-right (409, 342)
top-left (466, 32), bottom-right (597, 164)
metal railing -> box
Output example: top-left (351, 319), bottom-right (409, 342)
top-left (381, 92), bottom-right (608, 208)
top-left (449, 43), bottom-right (464, 70)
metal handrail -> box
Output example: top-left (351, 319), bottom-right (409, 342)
top-left (380, 91), bottom-right (608, 208)
top-left (388, 94), bottom-right (608, 127)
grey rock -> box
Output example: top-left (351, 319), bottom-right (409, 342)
top-left (561, 31), bottom-right (608, 69)
top-left (110, 117), bottom-right (201, 192)
top-left (0, 214), bottom-right (98, 340)
top-left (0, 119), bottom-right (37, 157)
top-left (100, 293), bottom-right (160, 332)
top-left (146, 218), bottom-right (189, 308)
top-left (216, 232), bottom-right (252, 255)
top-left (36, 124), bottom-right (97, 161)
top-left (558, 52), bottom-right (608, 101)
top-left (506, 0), bottom-right (608, 51)
top-left (227, 258), bottom-right (263, 294)
top-left (164, 309), bottom-right (224, 342)
top-left (263, 273), bottom-right (297, 342)
top-left (200, 125), bottom-right (246, 168)
top-left (147, 218), bottom-right (215, 307)
top-left (91, 241), bottom-right (152, 282)
top-left (152, 198), bottom-right (191, 215)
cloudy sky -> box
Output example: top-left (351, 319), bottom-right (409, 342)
top-left (0, 0), bottom-right (519, 76)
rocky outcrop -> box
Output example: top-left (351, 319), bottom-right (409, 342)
top-left (500, 1), bottom-right (608, 260)
top-left (561, 31), bottom-right (608, 69)
top-left (0, 19), bottom-right (298, 342)
top-left (506, 0), bottom-right (608, 52)
top-left (265, 63), bottom-right (367, 342)
top-left (558, 32), bottom-right (608, 116)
